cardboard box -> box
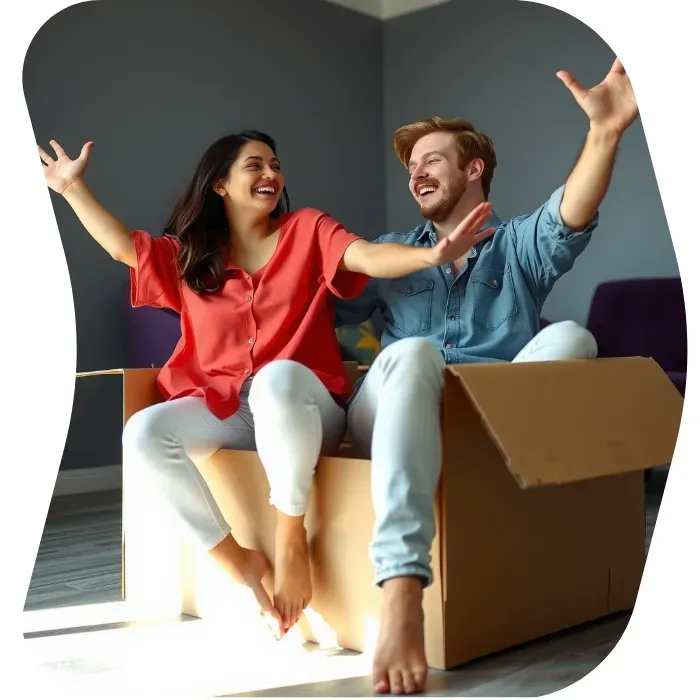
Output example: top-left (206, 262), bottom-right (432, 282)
top-left (76, 356), bottom-right (682, 670)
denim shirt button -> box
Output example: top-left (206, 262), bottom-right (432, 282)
top-left (446, 343), bottom-right (453, 349)
top-left (492, 279), bottom-right (499, 288)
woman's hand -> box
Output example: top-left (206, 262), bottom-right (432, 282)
top-left (341, 202), bottom-right (496, 279)
top-left (38, 138), bottom-right (136, 266)
top-left (38, 139), bottom-right (93, 195)
top-left (427, 202), bottom-right (496, 267)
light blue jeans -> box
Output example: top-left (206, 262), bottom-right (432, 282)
top-left (122, 360), bottom-right (347, 550)
top-left (346, 321), bottom-right (597, 588)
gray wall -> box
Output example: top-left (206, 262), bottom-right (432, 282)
top-left (24, 0), bottom-right (384, 471)
top-left (382, 0), bottom-right (678, 324)
top-left (25, 0), bottom-right (678, 474)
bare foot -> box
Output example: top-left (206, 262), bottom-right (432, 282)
top-left (241, 548), bottom-right (286, 640)
top-left (373, 577), bottom-right (428, 695)
top-left (274, 515), bottom-right (312, 633)
top-left (209, 537), bottom-right (283, 640)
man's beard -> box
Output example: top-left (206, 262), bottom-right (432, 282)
top-left (418, 181), bottom-right (467, 223)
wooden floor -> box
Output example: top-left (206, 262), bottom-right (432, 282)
top-left (22, 473), bottom-right (666, 696)
top-left (24, 491), bottom-right (123, 612)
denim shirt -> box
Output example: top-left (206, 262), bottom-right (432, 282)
top-left (334, 185), bottom-right (598, 365)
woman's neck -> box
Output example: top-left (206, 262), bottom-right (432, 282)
top-left (224, 206), bottom-right (283, 275)
top-left (226, 210), bottom-right (277, 251)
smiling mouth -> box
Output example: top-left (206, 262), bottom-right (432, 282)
top-left (252, 186), bottom-right (277, 196)
top-left (417, 185), bottom-right (438, 198)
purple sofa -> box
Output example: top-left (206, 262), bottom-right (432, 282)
top-left (121, 282), bottom-right (181, 368)
top-left (586, 277), bottom-right (686, 396)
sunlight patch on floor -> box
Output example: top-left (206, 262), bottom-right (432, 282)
top-left (23, 614), bottom-right (372, 697)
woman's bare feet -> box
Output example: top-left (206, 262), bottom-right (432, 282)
top-left (274, 513), bottom-right (313, 632)
top-left (373, 576), bottom-right (429, 695)
top-left (209, 535), bottom-right (283, 640)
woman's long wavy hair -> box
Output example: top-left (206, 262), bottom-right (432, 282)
top-left (163, 131), bottom-right (290, 294)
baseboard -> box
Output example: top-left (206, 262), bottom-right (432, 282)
top-left (53, 465), bottom-right (122, 497)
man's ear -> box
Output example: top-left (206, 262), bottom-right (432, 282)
top-left (466, 158), bottom-right (485, 182)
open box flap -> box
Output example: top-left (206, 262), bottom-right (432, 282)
top-left (446, 357), bottom-right (683, 488)
top-left (75, 368), bottom-right (163, 423)
top-left (76, 369), bottom-right (126, 377)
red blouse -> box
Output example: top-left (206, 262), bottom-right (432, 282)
top-left (129, 208), bottom-right (369, 419)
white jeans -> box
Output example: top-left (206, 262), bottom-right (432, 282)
top-left (346, 320), bottom-right (598, 587)
top-left (122, 360), bottom-right (347, 550)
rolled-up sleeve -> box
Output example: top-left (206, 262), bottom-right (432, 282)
top-left (315, 213), bottom-right (370, 299)
top-left (510, 185), bottom-right (597, 300)
top-left (129, 230), bottom-right (182, 312)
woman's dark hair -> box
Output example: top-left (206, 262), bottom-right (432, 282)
top-left (163, 130), bottom-right (290, 294)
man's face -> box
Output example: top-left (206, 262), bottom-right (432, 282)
top-left (408, 132), bottom-right (469, 223)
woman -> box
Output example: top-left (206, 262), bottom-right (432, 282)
top-left (38, 131), bottom-right (494, 638)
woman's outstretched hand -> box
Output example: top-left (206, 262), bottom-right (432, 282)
top-left (37, 139), bottom-right (136, 267)
top-left (38, 139), bottom-right (93, 195)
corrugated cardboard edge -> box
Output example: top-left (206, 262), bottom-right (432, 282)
top-left (438, 468), bottom-right (448, 668)
top-left (444, 364), bottom-right (528, 488)
top-left (444, 358), bottom-right (681, 489)
top-left (427, 390), bottom-right (450, 669)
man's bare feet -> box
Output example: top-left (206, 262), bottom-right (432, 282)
top-left (373, 576), bottom-right (428, 695)
top-left (274, 513), bottom-right (312, 633)
top-left (209, 536), bottom-right (283, 640)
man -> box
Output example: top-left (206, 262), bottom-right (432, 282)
top-left (335, 58), bottom-right (639, 695)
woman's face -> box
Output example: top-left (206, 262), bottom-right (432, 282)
top-left (216, 140), bottom-right (285, 216)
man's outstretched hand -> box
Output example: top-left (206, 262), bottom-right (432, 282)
top-left (557, 57), bottom-right (639, 138)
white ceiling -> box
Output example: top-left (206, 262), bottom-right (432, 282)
top-left (321, 0), bottom-right (454, 20)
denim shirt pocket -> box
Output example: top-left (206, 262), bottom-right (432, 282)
top-left (471, 265), bottom-right (518, 331)
top-left (389, 277), bottom-right (434, 337)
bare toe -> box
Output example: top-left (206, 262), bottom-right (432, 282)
top-left (402, 670), bottom-right (417, 695)
top-left (373, 663), bottom-right (390, 695)
top-left (413, 668), bottom-right (427, 693)
top-left (389, 669), bottom-right (404, 695)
